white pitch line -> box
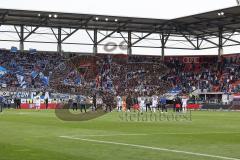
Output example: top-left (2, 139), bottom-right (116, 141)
top-left (70, 132), bottom-right (240, 138)
top-left (152, 132), bottom-right (240, 135)
top-left (60, 136), bottom-right (240, 160)
top-left (72, 133), bottom-right (149, 137)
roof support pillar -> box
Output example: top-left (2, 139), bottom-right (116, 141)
top-left (236, 0), bottom-right (240, 5)
top-left (19, 25), bottom-right (24, 52)
top-left (127, 31), bottom-right (132, 55)
top-left (161, 33), bottom-right (165, 61)
top-left (93, 29), bottom-right (98, 55)
top-left (196, 36), bottom-right (200, 49)
top-left (57, 27), bottom-right (62, 55)
top-left (218, 27), bottom-right (223, 62)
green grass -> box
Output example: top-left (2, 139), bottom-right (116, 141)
top-left (0, 109), bottom-right (240, 160)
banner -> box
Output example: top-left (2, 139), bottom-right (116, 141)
top-left (44, 92), bottom-right (50, 99)
top-left (64, 79), bottom-right (68, 85)
top-left (10, 46), bottom-right (18, 53)
top-left (75, 77), bottom-right (81, 85)
top-left (0, 66), bottom-right (7, 77)
top-left (29, 48), bottom-right (37, 54)
top-left (41, 76), bottom-right (49, 86)
top-left (10, 59), bottom-right (17, 68)
top-left (1, 83), bottom-right (7, 88)
top-left (168, 87), bottom-right (182, 94)
top-left (0, 91), bottom-right (10, 96)
top-left (183, 57), bottom-right (200, 64)
top-left (31, 71), bottom-right (38, 79)
top-left (16, 92), bottom-right (30, 98)
top-left (39, 72), bottom-right (44, 79)
top-left (16, 74), bottom-right (27, 88)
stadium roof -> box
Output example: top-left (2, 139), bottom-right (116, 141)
top-left (173, 6), bottom-right (240, 36)
top-left (0, 6), bottom-right (240, 54)
top-left (0, 6), bottom-right (240, 36)
top-left (0, 8), bottom-right (167, 33)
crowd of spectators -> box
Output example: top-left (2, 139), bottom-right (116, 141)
top-left (50, 55), bottom-right (97, 95)
top-left (163, 56), bottom-right (240, 94)
top-left (0, 50), bottom-right (65, 91)
top-left (1, 49), bottom-right (240, 99)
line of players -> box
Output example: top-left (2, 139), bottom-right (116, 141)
top-left (0, 94), bottom-right (188, 113)
top-left (116, 95), bottom-right (188, 113)
top-left (0, 96), bottom-right (21, 112)
top-left (67, 94), bottom-right (189, 113)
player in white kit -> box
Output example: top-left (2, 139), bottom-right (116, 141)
top-left (140, 97), bottom-right (146, 112)
top-left (151, 95), bottom-right (158, 112)
top-left (181, 96), bottom-right (188, 113)
top-left (35, 96), bottom-right (41, 110)
top-left (116, 96), bottom-right (122, 112)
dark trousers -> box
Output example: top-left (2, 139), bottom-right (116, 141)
top-left (105, 104), bottom-right (112, 112)
top-left (146, 104), bottom-right (151, 112)
top-left (0, 103), bottom-right (2, 112)
top-left (73, 103), bottom-right (78, 111)
top-left (126, 104), bottom-right (131, 111)
top-left (15, 103), bottom-right (18, 109)
top-left (92, 103), bottom-right (96, 111)
top-left (173, 104), bottom-right (176, 112)
top-left (161, 104), bottom-right (167, 112)
top-left (180, 105), bottom-right (183, 112)
top-left (80, 104), bottom-right (86, 113)
top-left (176, 107), bottom-right (180, 112)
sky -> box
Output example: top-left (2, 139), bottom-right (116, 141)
top-left (0, 0), bottom-right (236, 19)
top-left (0, 0), bottom-right (239, 55)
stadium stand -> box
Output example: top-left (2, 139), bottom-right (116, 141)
top-left (0, 49), bottom-right (240, 110)
top-left (163, 56), bottom-right (240, 94)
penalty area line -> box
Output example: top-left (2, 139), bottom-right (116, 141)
top-left (67, 132), bottom-right (240, 138)
top-left (59, 136), bottom-right (240, 160)
top-left (71, 133), bottom-right (149, 137)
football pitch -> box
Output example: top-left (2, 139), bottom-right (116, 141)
top-left (0, 110), bottom-right (240, 160)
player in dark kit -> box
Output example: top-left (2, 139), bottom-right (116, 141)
top-left (79, 96), bottom-right (87, 113)
top-left (126, 94), bottom-right (132, 112)
top-left (73, 98), bottom-right (78, 111)
top-left (92, 93), bottom-right (97, 111)
top-left (160, 97), bottom-right (167, 113)
top-left (103, 92), bottom-right (114, 112)
top-left (0, 96), bottom-right (3, 112)
top-left (45, 98), bottom-right (49, 109)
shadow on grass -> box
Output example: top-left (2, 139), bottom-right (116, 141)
top-left (55, 104), bottom-right (108, 121)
